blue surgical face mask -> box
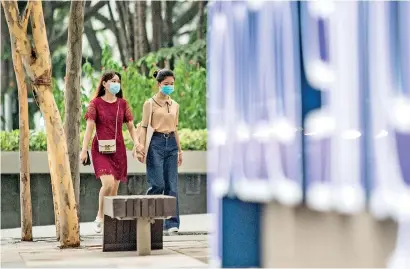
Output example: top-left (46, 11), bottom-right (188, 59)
top-left (161, 85), bottom-right (174, 95)
top-left (109, 82), bottom-right (121, 95)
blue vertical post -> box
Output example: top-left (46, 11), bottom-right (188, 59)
top-left (221, 198), bottom-right (261, 268)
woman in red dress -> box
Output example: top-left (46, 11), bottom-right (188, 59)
top-left (80, 71), bottom-right (138, 233)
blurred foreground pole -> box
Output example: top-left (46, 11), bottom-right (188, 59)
top-left (384, 2), bottom-right (410, 268)
top-left (207, 1), bottom-right (261, 267)
top-left (207, 1), bottom-right (302, 267)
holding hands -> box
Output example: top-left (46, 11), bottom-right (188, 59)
top-left (132, 143), bottom-right (145, 163)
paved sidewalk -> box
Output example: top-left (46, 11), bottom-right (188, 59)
top-left (1, 214), bottom-right (211, 268)
top-left (1, 214), bottom-right (211, 239)
top-left (1, 235), bottom-right (209, 268)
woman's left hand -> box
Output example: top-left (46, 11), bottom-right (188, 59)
top-left (178, 151), bottom-right (183, 167)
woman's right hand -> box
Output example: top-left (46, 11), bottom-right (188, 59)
top-left (80, 149), bottom-right (88, 164)
top-left (137, 152), bottom-right (145, 163)
top-left (132, 144), bottom-right (144, 159)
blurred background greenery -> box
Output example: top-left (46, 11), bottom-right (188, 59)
top-left (1, 0), bottom-right (208, 146)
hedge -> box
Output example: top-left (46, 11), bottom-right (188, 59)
top-left (0, 129), bottom-right (207, 152)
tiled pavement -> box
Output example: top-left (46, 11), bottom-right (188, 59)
top-left (1, 214), bottom-right (211, 268)
top-left (1, 235), bottom-right (209, 268)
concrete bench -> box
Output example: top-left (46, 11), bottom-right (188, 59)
top-left (103, 195), bottom-right (177, 255)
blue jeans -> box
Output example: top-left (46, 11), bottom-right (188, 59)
top-left (146, 134), bottom-right (180, 229)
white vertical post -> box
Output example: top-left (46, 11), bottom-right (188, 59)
top-left (136, 218), bottom-right (151, 256)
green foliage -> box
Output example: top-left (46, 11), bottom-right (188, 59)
top-left (172, 60), bottom-right (206, 130)
top-left (178, 128), bottom-right (207, 150)
top-left (137, 39), bottom-right (206, 68)
top-left (52, 78), bottom-right (94, 121)
top-left (0, 129), bottom-right (207, 151)
top-left (0, 130), bottom-right (19, 151)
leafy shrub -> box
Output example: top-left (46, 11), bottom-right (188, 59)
top-left (137, 39), bottom-right (206, 69)
top-left (0, 129), bottom-right (207, 152)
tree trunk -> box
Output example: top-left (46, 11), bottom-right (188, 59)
top-left (132, 1), bottom-right (140, 61)
top-left (163, 1), bottom-right (175, 70)
top-left (16, 52), bottom-right (32, 242)
top-left (151, 0), bottom-right (163, 51)
top-left (124, 2), bottom-right (135, 60)
top-left (172, 1), bottom-right (202, 35)
top-left (197, 1), bottom-right (205, 40)
top-left (1, 8), bottom-right (11, 96)
top-left (84, 22), bottom-right (102, 70)
top-left (3, 0), bottom-right (32, 241)
top-left (64, 0), bottom-right (85, 226)
top-left (136, 0), bottom-right (149, 73)
top-left (142, 1), bottom-right (150, 55)
top-left (107, 2), bottom-right (127, 66)
top-left (164, 1), bottom-right (175, 48)
top-left (137, 0), bottom-right (149, 56)
top-left (8, 21), bottom-right (33, 242)
top-left (1, 0), bottom-right (80, 248)
top-left (116, 1), bottom-right (131, 59)
top-left (47, 140), bottom-right (60, 241)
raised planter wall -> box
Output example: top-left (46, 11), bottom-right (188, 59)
top-left (1, 151), bottom-right (207, 229)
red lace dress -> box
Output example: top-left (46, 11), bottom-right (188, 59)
top-left (84, 97), bottom-right (134, 182)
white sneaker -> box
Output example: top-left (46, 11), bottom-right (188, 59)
top-left (93, 217), bottom-right (103, 234)
top-left (167, 227), bottom-right (179, 235)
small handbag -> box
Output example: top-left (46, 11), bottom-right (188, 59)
top-left (96, 102), bottom-right (120, 154)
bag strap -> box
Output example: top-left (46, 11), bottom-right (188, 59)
top-left (148, 98), bottom-right (153, 127)
top-left (95, 100), bottom-right (120, 142)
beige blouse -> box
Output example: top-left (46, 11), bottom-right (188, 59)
top-left (139, 93), bottom-right (179, 147)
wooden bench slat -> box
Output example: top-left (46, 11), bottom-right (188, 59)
top-left (104, 195), bottom-right (176, 219)
top-left (155, 196), bottom-right (164, 216)
top-left (147, 197), bottom-right (155, 217)
top-left (104, 196), bottom-right (126, 218)
top-left (126, 198), bottom-right (134, 217)
top-left (141, 198), bottom-right (149, 218)
top-left (133, 198), bottom-right (141, 218)
top-left (163, 196), bottom-right (177, 217)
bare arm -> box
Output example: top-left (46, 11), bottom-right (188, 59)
top-left (126, 121), bottom-right (138, 146)
top-left (139, 101), bottom-right (151, 150)
top-left (175, 104), bottom-right (182, 152)
top-left (82, 99), bottom-right (98, 153)
top-left (81, 120), bottom-right (95, 152)
top-left (175, 130), bottom-right (182, 153)
top-left (175, 105), bottom-right (182, 166)
top-left (123, 100), bottom-right (138, 146)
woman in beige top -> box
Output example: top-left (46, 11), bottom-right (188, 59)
top-left (137, 69), bottom-right (182, 234)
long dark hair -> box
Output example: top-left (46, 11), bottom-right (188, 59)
top-left (93, 71), bottom-right (123, 99)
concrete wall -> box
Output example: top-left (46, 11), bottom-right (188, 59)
top-left (1, 151), bottom-right (207, 229)
top-left (1, 151), bottom-right (206, 174)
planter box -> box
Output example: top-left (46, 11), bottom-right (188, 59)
top-left (1, 151), bottom-right (207, 174)
top-left (0, 151), bottom-right (207, 229)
